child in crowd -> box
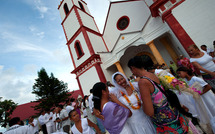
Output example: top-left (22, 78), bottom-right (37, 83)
top-left (69, 109), bottom-right (101, 134)
top-left (177, 67), bottom-right (215, 133)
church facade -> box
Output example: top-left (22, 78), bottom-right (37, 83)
top-left (58, 0), bottom-right (215, 95)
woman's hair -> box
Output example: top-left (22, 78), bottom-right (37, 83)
top-left (176, 67), bottom-right (193, 76)
top-left (127, 56), bottom-right (152, 70)
top-left (188, 44), bottom-right (199, 50)
top-left (68, 109), bottom-right (77, 118)
top-left (113, 73), bottom-right (121, 81)
top-left (83, 95), bottom-right (88, 108)
top-left (92, 82), bottom-right (106, 111)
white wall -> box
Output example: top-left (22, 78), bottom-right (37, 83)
top-left (172, 0), bottom-right (215, 49)
top-left (78, 9), bottom-right (99, 33)
top-left (87, 32), bottom-right (107, 53)
top-left (63, 10), bottom-right (80, 40)
top-left (79, 66), bottom-right (101, 95)
top-left (144, 0), bottom-right (154, 7)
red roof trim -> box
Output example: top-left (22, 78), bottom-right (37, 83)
top-left (11, 90), bottom-right (82, 121)
top-left (102, 0), bottom-right (141, 35)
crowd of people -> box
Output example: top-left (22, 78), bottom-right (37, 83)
top-left (4, 44), bottom-right (215, 134)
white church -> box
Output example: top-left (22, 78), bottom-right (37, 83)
top-left (58, 0), bottom-right (215, 96)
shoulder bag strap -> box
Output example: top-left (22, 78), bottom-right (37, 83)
top-left (140, 76), bottom-right (168, 97)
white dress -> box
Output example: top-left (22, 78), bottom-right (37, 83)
top-left (190, 51), bottom-right (215, 73)
top-left (119, 92), bottom-right (156, 134)
top-left (187, 76), bottom-right (215, 123)
top-left (71, 118), bottom-right (95, 134)
top-left (173, 90), bottom-right (198, 117)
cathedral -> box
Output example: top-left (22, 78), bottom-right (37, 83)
top-left (58, 0), bottom-right (215, 95)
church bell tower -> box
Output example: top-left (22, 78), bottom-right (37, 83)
top-left (58, 0), bottom-right (108, 95)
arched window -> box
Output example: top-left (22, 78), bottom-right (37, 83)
top-left (63, 3), bottom-right (69, 15)
top-left (78, 1), bottom-right (85, 12)
top-left (74, 41), bottom-right (84, 59)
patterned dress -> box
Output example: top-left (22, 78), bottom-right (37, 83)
top-left (149, 79), bottom-right (189, 134)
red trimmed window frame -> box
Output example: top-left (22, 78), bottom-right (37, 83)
top-left (116, 16), bottom-right (130, 31)
top-left (63, 3), bottom-right (69, 16)
top-left (78, 1), bottom-right (85, 12)
top-left (74, 40), bottom-right (84, 60)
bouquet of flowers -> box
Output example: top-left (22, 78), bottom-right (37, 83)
top-left (156, 70), bottom-right (200, 98)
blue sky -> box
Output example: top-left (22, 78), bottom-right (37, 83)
top-left (0, 0), bottom-right (111, 107)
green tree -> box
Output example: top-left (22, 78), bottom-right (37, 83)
top-left (0, 97), bottom-right (17, 128)
top-left (32, 68), bottom-right (70, 111)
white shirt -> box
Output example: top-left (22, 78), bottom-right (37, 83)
top-left (190, 51), bottom-right (215, 73)
top-left (60, 109), bottom-right (70, 127)
top-left (4, 125), bottom-right (28, 134)
top-left (187, 76), bottom-right (208, 88)
top-left (45, 112), bottom-right (54, 127)
top-left (38, 114), bottom-right (47, 125)
top-left (71, 118), bottom-right (95, 134)
top-left (27, 119), bottom-right (39, 134)
top-left (88, 94), bottom-right (94, 113)
top-left (66, 105), bottom-right (74, 114)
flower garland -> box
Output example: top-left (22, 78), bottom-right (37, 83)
top-left (120, 82), bottom-right (141, 110)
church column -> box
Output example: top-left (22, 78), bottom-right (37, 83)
top-left (162, 10), bottom-right (195, 54)
top-left (159, 36), bottom-right (178, 63)
top-left (147, 40), bottom-right (166, 65)
top-left (114, 61), bottom-right (125, 75)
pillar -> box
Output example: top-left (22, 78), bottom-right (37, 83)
top-left (147, 40), bottom-right (166, 65)
top-left (114, 61), bottom-right (125, 75)
top-left (162, 10), bottom-right (195, 54)
top-left (159, 36), bottom-right (178, 63)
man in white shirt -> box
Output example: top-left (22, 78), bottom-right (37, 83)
top-left (65, 99), bottom-right (74, 114)
top-left (28, 116), bottom-right (39, 134)
top-left (45, 110), bottom-right (55, 134)
top-left (4, 117), bottom-right (28, 134)
top-left (59, 105), bottom-right (70, 134)
top-left (38, 110), bottom-right (48, 134)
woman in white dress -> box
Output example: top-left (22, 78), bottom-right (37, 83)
top-left (111, 72), bottom-right (156, 134)
top-left (188, 44), bottom-right (215, 93)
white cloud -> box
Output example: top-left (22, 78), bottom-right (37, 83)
top-left (34, 0), bottom-right (49, 18)
top-left (28, 25), bottom-right (45, 39)
top-left (0, 67), bottom-right (36, 104)
top-left (0, 62), bottom-right (78, 105)
top-left (85, 0), bottom-right (109, 32)
top-left (29, 26), bottom-right (36, 32)
top-left (0, 65), bottom-right (3, 71)
top-left (0, 31), bottom-right (51, 57)
top-left (36, 31), bottom-right (45, 39)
